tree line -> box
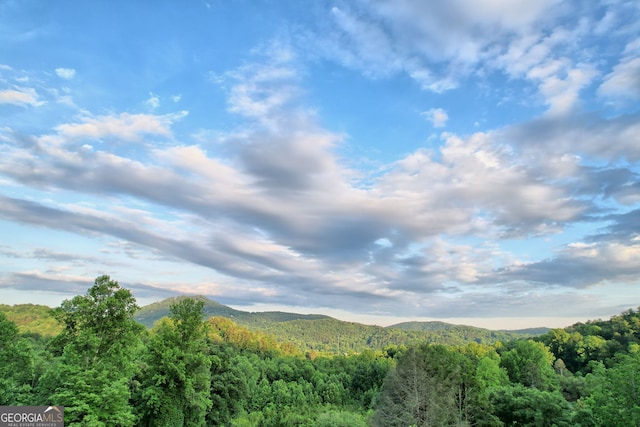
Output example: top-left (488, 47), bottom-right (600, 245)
top-left (1, 275), bottom-right (640, 426)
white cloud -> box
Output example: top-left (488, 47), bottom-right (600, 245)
top-left (315, 0), bottom-right (562, 93)
top-left (505, 113), bottom-right (640, 163)
top-left (422, 108), bottom-right (448, 127)
top-left (221, 43), bottom-right (303, 131)
top-left (369, 0), bottom-right (557, 62)
top-left (312, 0), bottom-right (628, 121)
top-left (0, 97), bottom-right (636, 318)
top-left (55, 111), bottom-right (187, 142)
top-left (376, 130), bottom-right (586, 238)
top-left (55, 68), bottom-right (76, 80)
top-left (539, 64), bottom-right (598, 116)
top-left (230, 64), bottom-right (297, 106)
top-left (0, 88), bottom-right (42, 106)
top-left (493, 238), bottom-right (640, 288)
top-left (327, 6), bottom-right (404, 78)
top-left (145, 93), bottom-right (160, 110)
top-left (1, 16), bottom-right (639, 322)
top-left (598, 39), bottom-right (640, 100)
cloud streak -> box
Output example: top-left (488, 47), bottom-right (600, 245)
top-left (0, 58), bottom-right (636, 319)
top-left (0, 0), bottom-right (638, 326)
top-left (0, 88), bottom-right (42, 106)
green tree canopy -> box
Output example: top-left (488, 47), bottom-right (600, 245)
top-left (138, 298), bottom-right (212, 427)
top-left (372, 344), bottom-right (468, 427)
top-left (489, 384), bottom-right (573, 427)
top-left (0, 312), bottom-right (35, 405)
top-left (581, 351), bottom-right (640, 426)
top-left (39, 275), bottom-right (143, 426)
top-left (500, 340), bottom-right (557, 391)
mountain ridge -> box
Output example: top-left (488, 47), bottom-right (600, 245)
top-left (134, 295), bottom-right (547, 352)
top-left (134, 295), bottom-right (544, 333)
top-left (134, 295), bottom-right (332, 329)
top-left (0, 296), bottom-right (549, 352)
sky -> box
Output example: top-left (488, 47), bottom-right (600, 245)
top-left (0, 0), bottom-right (639, 330)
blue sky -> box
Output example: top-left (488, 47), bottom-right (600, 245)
top-left (1, 0), bottom-right (639, 329)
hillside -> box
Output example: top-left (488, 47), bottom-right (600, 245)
top-left (0, 296), bottom-right (546, 351)
top-left (134, 295), bottom-right (331, 329)
top-left (134, 296), bottom-right (544, 352)
top-left (0, 303), bottom-right (62, 337)
top-left (2, 286), bottom-right (639, 426)
top-left (262, 318), bottom-right (546, 353)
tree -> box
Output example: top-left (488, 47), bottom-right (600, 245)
top-left (0, 312), bottom-right (35, 404)
top-left (207, 344), bottom-right (248, 426)
top-left (540, 329), bottom-right (584, 372)
top-left (489, 384), bottom-right (573, 426)
top-left (315, 410), bottom-right (368, 427)
top-left (349, 350), bottom-right (393, 407)
top-left (581, 352), bottom-right (640, 426)
top-left (138, 298), bottom-right (212, 426)
top-left (372, 344), bottom-right (467, 427)
top-left (39, 275), bottom-right (143, 426)
top-left (460, 345), bottom-right (508, 426)
top-left (500, 340), bottom-right (557, 391)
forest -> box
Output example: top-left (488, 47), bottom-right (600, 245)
top-left (1, 275), bottom-right (640, 426)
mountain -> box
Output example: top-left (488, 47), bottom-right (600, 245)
top-left (389, 320), bottom-right (464, 331)
top-left (134, 296), bottom-right (544, 352)
top-left (390, 321), bottom-right (548, 338)
top-left (134, 295), bottom-right (331, 329)
top-left (0, 296), bottom-right (547, 352)
top-left (0, 304), bottom-right (62, 337)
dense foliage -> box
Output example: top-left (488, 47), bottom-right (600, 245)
top-left (133, 296), bottom-right (542, 352)
top-left (1, 276), bottom-right (640, 426)
top-left (0, 303), bottom-right (62, 337)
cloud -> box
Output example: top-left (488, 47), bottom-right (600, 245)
top-left (308, 0), bottom-right (640, 121)
top-left (376, 131), bottom-right (588, 238)
top-left (1, 33), bottom-right (639, 321)
top-left (0, 95), bottom-right (610, 317)
top-left (145, 93), bottom-right (160, 110)
top-left (598, 39), bottom-right (640, 101)
top-left (220, 43), bottom-right (302, 130)
top-left (0, 271), bottom-right (95, 296)
top-left (504, 112), bottom-right (640, 162)
top-left (538, 64), bottom-right (598, 116)
top-left (325, 6), bottom-right (406, 79)
top-left (54, 111), bottom-right (187, 142)
top-left (593, 209), bottom-right (640, 242)
top-left (55, 67), bottom-right (76, 80)
top-left (366, 0), bottom-right (557, 62)
top-left (0, 88), bottom-right (42, 106)
top-left (422, 108), bottom-right (448, 128)
top-left (0, 271), bottom-right (184, 300)
top-left (0, 246), bottom-right (105, 265)
top-left (394, 287), bottom-right (591, 319)
top-left (0, 194), bottom-right (394, 310)
top-left (311, 0), bottom-right (563, 91)
top-left (489, 239), bottom-right (640, 289)
top-left (579, 167), bottom-right (640, 206)
top-left (0, 54), bottom-right (619, 303)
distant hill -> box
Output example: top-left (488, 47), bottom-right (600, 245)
top-left (389, 320), bottom-right (462, 331)
top-left (0, 304), bottom-right (62, 337)
top-left (390, 321), bottom-right (548, 338)
top-left (134, 296), bottom-right (544, 353)
top-left (134, 295), bottom-right (331, 329)
top-left (502, 327), bottom-right (550, 336)
top-left (0, 296), bottom-right (548, 352)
